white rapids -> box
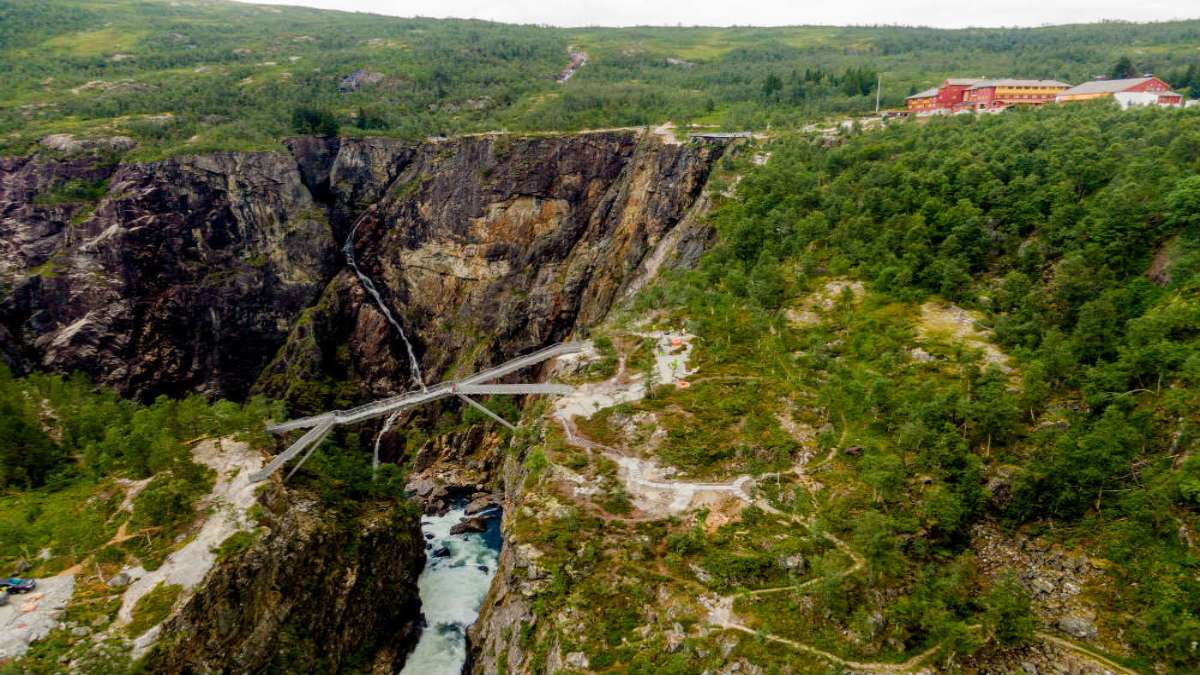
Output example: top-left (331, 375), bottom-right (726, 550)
top-left (400, 505), bottom-right (501, 675)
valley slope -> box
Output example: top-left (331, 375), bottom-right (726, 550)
top-left (3, 94), bottom-right (1200, 675)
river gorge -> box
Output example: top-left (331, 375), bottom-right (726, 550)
top-left (0, 128), bottom-right (727, 672)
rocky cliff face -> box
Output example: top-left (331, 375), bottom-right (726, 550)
top-left (0, 150), bottom-right (338, 400)
top-left (142, 483), bottom-right (425, 674)
top-left (258, 131), bottom-right (725, 405)
top-left (0, 130), bottom-right (726, 674)
top-left (0, 131), bottom-right (724, 406)
top-left (465, 443), bottom-right (544, 675)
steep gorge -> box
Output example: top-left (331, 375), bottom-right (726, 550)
top-left (0, 131), bottom-right (724, 405)
top-left (0, 129), bottom-right (728, 672)
top-left (258, 131), bottom-right (725, 409)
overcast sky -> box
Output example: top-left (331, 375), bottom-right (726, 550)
top-left (240, 0), bottom-right (1197, 28)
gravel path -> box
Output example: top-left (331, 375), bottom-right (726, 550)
top-left (114, 438), bottom-right (264, 656)
top-left (553, 331), bottom-right (754, 516)
top-left (0, 575), bottom-right (75, 660)
top-left (549, 331), bottom-right (1128, 674)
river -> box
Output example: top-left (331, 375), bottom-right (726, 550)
top-left (399, 503), bottom-right (502, 675)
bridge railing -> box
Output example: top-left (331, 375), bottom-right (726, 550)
top-left (250, 417), bottom-right (335, 482)
top-left (461, 342), bottom-right (585, 385)
top-left (335, 383), bottom-right (454, 424)
top-left (263, 341), bottom-right (585, 434)
top-left (254, 341), bottom-right (586, 482)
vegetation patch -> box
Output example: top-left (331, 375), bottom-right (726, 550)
top-left (212, 529), bottom-right (260, 562)
top-left (127, 582), bottom-right (183, 638)
top-left (32, 178), bottom-right (109, 206)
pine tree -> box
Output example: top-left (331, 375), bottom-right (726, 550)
top-left (761, 73), bottom-right (783, 101)
top-left (1110, 56), bottom-right (1137, 79)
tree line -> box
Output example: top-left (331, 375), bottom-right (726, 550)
top-left (646, 102), bottom-right (1200, 669)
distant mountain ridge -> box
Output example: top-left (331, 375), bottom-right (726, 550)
top-left (2, 0), bottom-right (1199, 157)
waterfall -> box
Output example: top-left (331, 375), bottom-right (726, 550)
top-left (372, 408), bottom-right (403, 472)
top-left (343, 212), bottom-right (426, 392)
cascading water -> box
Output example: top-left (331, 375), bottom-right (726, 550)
top-left (400, 504), bottom-right (502, 675)
top-left (373, 408), bottom-right (403, 472)
top-left (343, 213), bottom-right (501, 673)
top-left (343, 211), bottom-right (426, 392)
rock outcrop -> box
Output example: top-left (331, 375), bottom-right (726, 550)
top-left (0, 131), bottom-right (725, 408)
top-left (466, 443), bottom-right (544, 675)
top-left (0, 152), bottom-right (338, 400)
top-left (0, 153), bottom-right (118, 284)
top-left (142, 484), bottom-right (425, 674)
top-left (258, 131), bottom-right (725, 404)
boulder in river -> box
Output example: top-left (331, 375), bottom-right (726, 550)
top-left (464, 495), bottom-right (499, 516)
top-left (432, 547), bottom-right (451, 558)
top-left (409, 477), bottom-right (437, 497)
top-left (449, 516), bottom-right (487, 535)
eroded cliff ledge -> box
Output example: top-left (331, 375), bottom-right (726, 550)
top-left (142, 483), bottom-right (425, 674)
top-left (0, 131), bottom-right (725, 406)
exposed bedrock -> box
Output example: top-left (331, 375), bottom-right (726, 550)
top-left (0, 151), bottom-right (338, 400)
top-left (0, 131), bottom-right (725, 405)
top-left (258, 131), bottom-right (725, 406)
top-left (141, 483), bottom-right (425, 674)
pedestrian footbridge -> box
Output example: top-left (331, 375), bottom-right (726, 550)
top-left (250, 342), bottom-right (584, 482)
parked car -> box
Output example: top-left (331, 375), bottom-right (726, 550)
top-left (0, 577), bottom-right (36, 593)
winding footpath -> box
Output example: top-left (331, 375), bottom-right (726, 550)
top-left (547, 333), bottom-right (1139, 674)
top-left (552, 333), bottom-right (752, 516)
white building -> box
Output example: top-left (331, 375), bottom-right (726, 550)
top-left (1113, 91), bottom-right (1175, 110)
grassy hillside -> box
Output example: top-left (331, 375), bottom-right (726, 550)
top-left (2, 0), bottom-right (1200, 156)
top-left (631, 102), bottom-right (1200, 671)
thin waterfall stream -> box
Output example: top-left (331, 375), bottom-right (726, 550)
top-left (344, 211), bottom-right (428, 470)
top-left (372, 408), bottom-right (403, 471)
top-left (343, 208), bottom-right (506, 667)
top-left (343, 212), bottom-right (426, 392)
top-left (344, 212), bottom-right (502, 674)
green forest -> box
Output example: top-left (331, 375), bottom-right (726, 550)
top-left (3, 0), bottom-right (1200, 156)
top-left (3, 1), bottom-right (1200, 670)
top-left (636, 102), bottom-right (1200, 669)
top-left (0, 366), bottom-right (279, 577)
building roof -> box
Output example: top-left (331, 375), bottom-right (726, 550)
top-left (1115, 89), bottom-right (1182, 97)
top-left (1059, 77), bottom-right (1160, 96)
top-left (969, 79), bottom-right (1072, 89)
top-left (906, 87), bottom-right (939, 100)
top-left (944, 78), bottom-right (987, 86)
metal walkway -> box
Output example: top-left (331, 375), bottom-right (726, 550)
top-left (250, 342), bottom-right (584, 482)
